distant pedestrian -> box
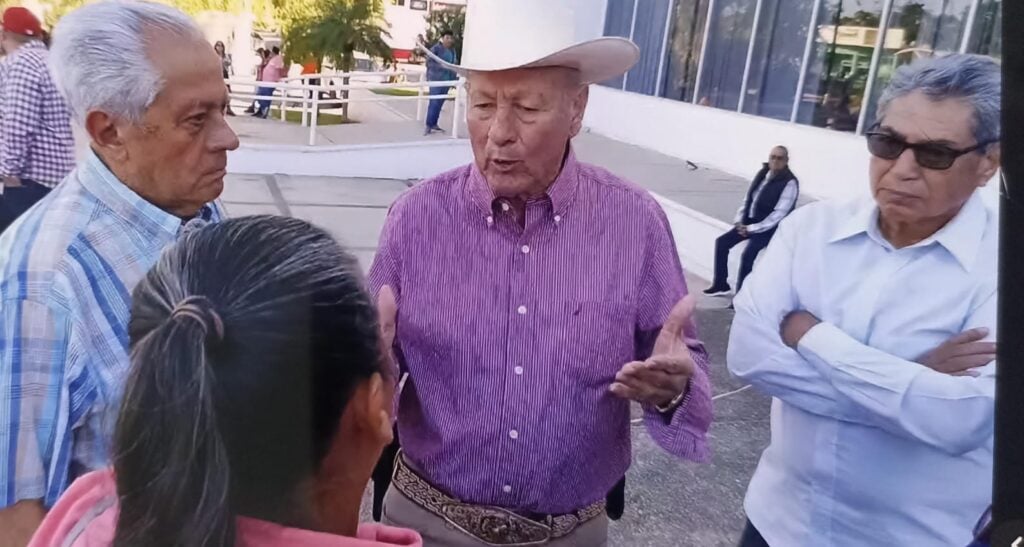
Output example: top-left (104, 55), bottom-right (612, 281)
top-left (214, 40), bottom-right (235, 116)
top-left (703, 146), bottom-right (798, 297)
top-left (254, 45), bottom-right (284, 119)
top-left (302, 56), bottom-right (320, 100)
top-left (423, 29), bottom-right (456, 135)
top-left (0, 7), bottom-right (75, 233)
top-left (245, 47), bottom-right (267, 114)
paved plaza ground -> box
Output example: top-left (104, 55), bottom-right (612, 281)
top-left (220, 171), bottom-right (771, 546)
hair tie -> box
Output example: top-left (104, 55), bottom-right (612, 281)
top-left (170, 295), bottom-right (224, 342)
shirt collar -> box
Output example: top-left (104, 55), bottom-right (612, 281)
top-left (829, 191), bottom-right (989, 271)
top-left (77, 150), bottom-right (186, 241)
top-left (466, 147), bottom-right (581, 221)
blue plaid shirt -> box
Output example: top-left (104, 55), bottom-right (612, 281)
top-left (0, 40), bottom-right (75, 187)
top-left (0, 151), bottom-right (221, 508)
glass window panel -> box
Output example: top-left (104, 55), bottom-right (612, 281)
top-left (969, 0), bottom-right (1001, 58)
top-left (625, 0), bottom-right (671, 96)
top-left (741, 0), bottom-right (818, 120)
top-left (696, 0), bottom-right (758, 111)
top-left (661, 0), bottom-right (711, 102)
top-left (601, 0), bottom-right (637, 89)
top-left (861, 0), bottom-right (975, 130)
top-left (795, 0), bottom-right (886, 132)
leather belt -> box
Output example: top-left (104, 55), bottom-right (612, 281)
top-left (392, 454), bottom-right (606, 545)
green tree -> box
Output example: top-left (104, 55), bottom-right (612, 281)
top-left (423, 6), bottom-right (464, 61)
top-left (280, 0), bottom-right (393, 118)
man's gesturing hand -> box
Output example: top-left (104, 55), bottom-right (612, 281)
top-left (917, 328), bottom-right (996, 377)
top-left (610, 295), bottom-right (697, 409)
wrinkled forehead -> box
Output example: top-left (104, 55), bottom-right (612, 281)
top-left (878, 91), bottom-right (977, 145)
top-left (467, 66), bottom-right (579, 97)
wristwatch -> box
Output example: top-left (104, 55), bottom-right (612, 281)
top-left (655, 383), bottom-right (691, 414)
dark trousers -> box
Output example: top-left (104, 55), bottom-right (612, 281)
top-left (0, 179), bottom-right (51, 233)
top-left (712, 227), bottom-right (775, 292)
top-left (425, 85), bottom-right (451, 129)
top-left (738, 519), bottom-right (770, 547)
top-left (306, 77), bottom-right (321, 100)
top-left (256, 86), bottom-right (274, 117)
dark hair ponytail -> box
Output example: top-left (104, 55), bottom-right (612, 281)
top-left (111, 215), bottom-right (382, 547)
top-left (113, 301), bottom-right (233, 547)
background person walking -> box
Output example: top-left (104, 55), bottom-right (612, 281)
top-left (422, 30), bottom-right (456, 135)
top-left (0, 7), bottom-right (74, 233)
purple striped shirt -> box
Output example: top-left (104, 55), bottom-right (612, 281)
top-left (368, 150), bottom-right (713, 515)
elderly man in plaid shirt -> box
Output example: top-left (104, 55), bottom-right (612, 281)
top-left (0, 2), bottom-right (238, 544)
top-left (0, 7), bottom-right (74, 233)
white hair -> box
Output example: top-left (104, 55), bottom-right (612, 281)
top-left (48, 0), bottom-right (204, 125)
top-left (877, 54), bottom-right (1001, 147)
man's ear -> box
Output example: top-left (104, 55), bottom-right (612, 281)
top-left (85, 110), bottom-right (129, 163)
top-left (976, 143), bottom-right (1001, 187)
top-left (569, 85), bottom-right (589, 138)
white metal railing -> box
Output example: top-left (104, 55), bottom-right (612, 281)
top-left (227, 69), bottom-right (466, 146)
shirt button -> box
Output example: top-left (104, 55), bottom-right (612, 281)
top-left (509, 429), bottom-right (519, 439)
top-left (501, 202), bottom-right (510, 212)
top-left (554, 215), bottom-right (562, 223)
top-left (503, 484), bottom-right (512, 493)
top-left (517, 305), bottom-right (527, 315)
top-left (486, 216), bottom-right (493, 225)
top-left (521, 245), bottom-right (530, 254)
top-left (514, 366), bottom-right (524, 375)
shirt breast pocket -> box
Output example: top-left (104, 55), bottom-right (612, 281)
top-left (547, 301), bottom-right (635, 386)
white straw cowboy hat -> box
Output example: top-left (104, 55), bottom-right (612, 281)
top-left (422, 0), bottom-right (640, 85)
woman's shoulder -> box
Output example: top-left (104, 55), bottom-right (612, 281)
top-left (28, 469), bottom-right (118, 547)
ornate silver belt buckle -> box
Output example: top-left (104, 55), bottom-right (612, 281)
top-left (440, 503), bottom-right (551, 546)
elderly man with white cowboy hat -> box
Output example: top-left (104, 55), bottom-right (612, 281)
top-left (368, 1), bottom-right (713, 545)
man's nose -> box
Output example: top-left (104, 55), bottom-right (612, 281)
top-left (487, 106), bottom-right (517, 146)
top-left (890, 146), bottom-right (922, 177)
top-left (212, 114), bottom-right (240, 152)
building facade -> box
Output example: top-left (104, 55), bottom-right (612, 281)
top-left (601, 0), bottom-right (1000, 135)
top-left (570, 0), bottom-right (1001, 201)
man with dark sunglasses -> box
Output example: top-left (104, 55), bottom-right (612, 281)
top-left (704, 145), bottom-right (799, 298)
top-left (728, 54), bottom-right (1000, 546)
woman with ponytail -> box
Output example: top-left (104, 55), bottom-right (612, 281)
top-left (28, 215), bottom-right (421, 547)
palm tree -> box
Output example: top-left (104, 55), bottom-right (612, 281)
top-left (281, 0), bottom-right (393, 119)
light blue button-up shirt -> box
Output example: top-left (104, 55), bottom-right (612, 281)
top-left (0, 151), bottom-right (221, 507)
top-left (729, 191), bottom-right (996, 546)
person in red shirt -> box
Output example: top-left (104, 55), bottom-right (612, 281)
top-left (29, 215), bottom-right (422, 547)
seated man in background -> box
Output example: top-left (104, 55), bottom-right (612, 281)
top-left (0, 2), bottom-right (237, 544)
top-left (729, 54), bottom-right (1000, 546)
top-left (704, 146), bottom-right (798, 297)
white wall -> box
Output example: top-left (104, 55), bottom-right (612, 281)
top-left (564, 0), bottom-right (608, 42)
top-left (584, 84), bottom-right (872, 202)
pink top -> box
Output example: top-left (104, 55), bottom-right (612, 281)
top-left (261, 54), bottom-right (286, 82)
top-left (29, 470), bottom-right (423, 547)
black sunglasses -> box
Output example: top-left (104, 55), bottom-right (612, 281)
top-left (866, 127), bottom-right (998, 170)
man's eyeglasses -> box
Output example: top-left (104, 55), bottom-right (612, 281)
top-left (769, 155), bottom-right (787, 161)
top-left (865, 127), bottom-right (998, 170)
